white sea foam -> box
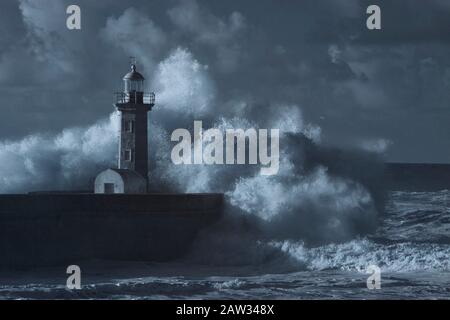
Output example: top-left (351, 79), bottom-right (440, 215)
top-left (212, 279), bottom-right (244, 290)
top-left (271, 238), bottom-right (450, 272)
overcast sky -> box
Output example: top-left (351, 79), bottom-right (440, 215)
top-left (1, 0), bottom-right (450, 163)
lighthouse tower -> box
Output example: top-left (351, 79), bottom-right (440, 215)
top-left (94, 60), bottom-right (155, 194)
top-left (115, 60), bottom-right (155, 180)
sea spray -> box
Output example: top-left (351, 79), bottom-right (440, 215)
top-left (0, 47), bottom-right (386, 268)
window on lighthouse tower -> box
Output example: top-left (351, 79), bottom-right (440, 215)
top-left (124, 149), bottom-right (132, 162)
top-left (124, 120), bottom-right (134, 133)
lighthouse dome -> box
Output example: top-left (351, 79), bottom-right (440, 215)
top-left (123, 64), bottom-right (145, 81)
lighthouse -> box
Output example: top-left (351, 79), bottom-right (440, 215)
top-left (94, 60), bottom-right (155, 194)
top-left (115, 60), bottom-right (155, 178)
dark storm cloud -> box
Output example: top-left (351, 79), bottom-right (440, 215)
top-left (1, 0), bottom-right (450, 163)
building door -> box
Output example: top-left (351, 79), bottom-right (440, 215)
top-left (104, 183), bottom-right (115, 194)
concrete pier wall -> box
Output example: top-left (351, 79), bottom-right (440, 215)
top-left (0, 193), bottom-right (223, 269)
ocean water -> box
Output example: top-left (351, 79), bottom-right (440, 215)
top-left (0, 190), bottom-right (449, 300)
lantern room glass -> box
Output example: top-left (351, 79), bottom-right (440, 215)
top-left (124, 79), bottom-right (143, 93)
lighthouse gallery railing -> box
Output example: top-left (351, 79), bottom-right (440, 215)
top-left (114, 92), bottom-right (155, 105)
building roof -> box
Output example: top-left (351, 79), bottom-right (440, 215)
top-left (123, 64), bottom-right (145, 81)
top-left (102, 168), bottom-right (146, 183)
